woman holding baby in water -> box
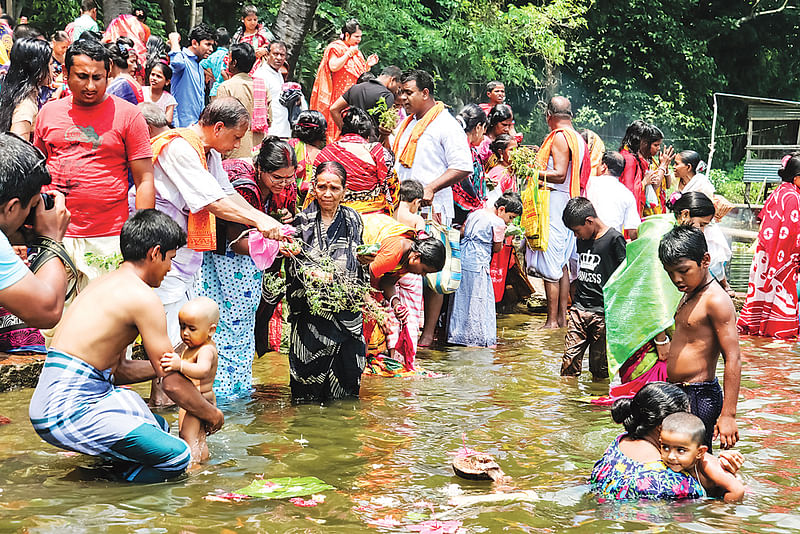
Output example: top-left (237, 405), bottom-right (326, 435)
top-left (591, 382), bottom-right (744, 502)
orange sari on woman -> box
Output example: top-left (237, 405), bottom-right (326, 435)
top-left (310, 40), bottom-right (368, 143)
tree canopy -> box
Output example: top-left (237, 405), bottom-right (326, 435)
top-left (20, 0), bottom-right (800, 168)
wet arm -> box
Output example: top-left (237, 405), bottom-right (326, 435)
top-left (701, 455), bottom-right (745, 502)
top-left (711, 294), bottom-right (741, 449)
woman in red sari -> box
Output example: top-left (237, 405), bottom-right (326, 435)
top-left (310, 19), bottom-right (379, 143)
top-left (310, 106), bottom-right (398, 215)
top-left (738, 153), bottom-right (800, 339)
top-left (618, 120), bottom-right (648, 216)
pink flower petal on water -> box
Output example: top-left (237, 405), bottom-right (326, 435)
top-left (407, 520), bottom-right (463, 534)
top-left (369, 516), bottom-right (402, 527)
top-left (289, 497), bottom-right (319, 507)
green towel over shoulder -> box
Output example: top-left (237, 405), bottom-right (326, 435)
top-left (602, 215), bottom-right (682, 377)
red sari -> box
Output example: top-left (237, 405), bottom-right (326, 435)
top-left (738, 182), bottom-right (800, 338)
top-left (309, 40), bottom-right (368, 143)
top-left (619, 148), bottom-right (647, 215)
top-left (310, 133), bottom-right (398, 215)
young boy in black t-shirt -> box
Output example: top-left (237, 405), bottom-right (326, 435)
top-left (560, 197), bottom-right (627, 379)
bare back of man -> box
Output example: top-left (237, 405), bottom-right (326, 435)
top-left (51, 265), bottom-right (171, 374)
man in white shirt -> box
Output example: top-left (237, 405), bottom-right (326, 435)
top-left (586, 150), bottom-right (640, 240)
top-left (253, 41), bottom-right (306, 138)
top-left (141, 98), bottom-right (283, 345)
top-left (392, 69), bottom-right (472, 346)
top-left (132, 98), bottom-right (284, 403)
top-left (393, 69), bottom-right (472, 225)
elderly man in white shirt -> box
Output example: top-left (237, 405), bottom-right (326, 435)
top-left (130, 98), bottom-right (284, 404)
top-left (392, 69), bottom-right (472, 346)
top-left (253, 41), bottom-right (306, 138)
top-left (586, 150), bottom-right (640, 240)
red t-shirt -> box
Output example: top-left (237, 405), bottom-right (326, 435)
top-left (34, 95), bottom-right (152, 238)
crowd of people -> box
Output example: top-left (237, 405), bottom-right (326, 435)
top-left (0, 4), bottom-right (797, 502)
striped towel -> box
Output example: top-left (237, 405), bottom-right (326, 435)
top-left (253, 76), bottom-right (270, 134)
top-left (29, 349), bottom-right (190, 482)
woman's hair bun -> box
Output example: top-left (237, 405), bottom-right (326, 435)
top-left (610, 397), bottom-right (632, 424)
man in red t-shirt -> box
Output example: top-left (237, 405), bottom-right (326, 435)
top-left (34, 38), bottom-right (155, 294)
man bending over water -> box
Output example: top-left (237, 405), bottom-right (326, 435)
top-left (658, 225), bottom-right (740, 451)
top-left (29, 209), bottom-right (224, 482)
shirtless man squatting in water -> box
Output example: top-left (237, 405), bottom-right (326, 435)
top-left (658, 225), bottom-right (741, 451)
top-left (29, 209), bottom-right (224, 482)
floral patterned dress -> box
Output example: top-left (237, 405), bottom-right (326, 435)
top-left (590, 434), bottom-right (706, 501)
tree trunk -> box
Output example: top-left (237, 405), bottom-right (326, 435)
top-left (273, 0), bottom-right (320, 78)
top-left (158, 0), bottom-right (177, 34)
top-left (103, 0), bottom-right (132, 26)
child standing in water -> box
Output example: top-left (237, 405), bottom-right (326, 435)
top-left (160, 296), bottom-right (219, 463)
top-left (448, 192), bottom-right (522, 347)
top-left (561, 197), bottom-right (625, 380)
top-left (658, 225), bottom-right (741, 451)
top-left (561, 197), bottom-right (627, 379)
top-left (660, 412), bottom-right (745, 502)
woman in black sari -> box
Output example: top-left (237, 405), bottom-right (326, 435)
top-left (286, 161), bottom-right (367, 402)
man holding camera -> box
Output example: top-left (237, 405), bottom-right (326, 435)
top-left (0, 134), bottom-right (71, 336)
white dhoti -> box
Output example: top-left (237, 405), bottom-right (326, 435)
top-left (525, 189), bottom-right (576, 283)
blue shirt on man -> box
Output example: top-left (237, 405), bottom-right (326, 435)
top-left (169, 47), bottom-right (205, 127)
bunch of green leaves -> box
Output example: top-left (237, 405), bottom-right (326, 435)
top-left (286, 240), bottom-right (387, 323)
top-left (368, 97), bottom-right (399, 130)
top-left (84, 251), bottom-right (123, 271)
top-left (509, 145), bottom-right (541, 192)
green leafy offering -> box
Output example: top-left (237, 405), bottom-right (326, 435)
top-left (84, 251), bottom-right (123, 271)
top-left (235, 477), bottom-right (334, 499)
top-left (368, 97), bottom-right (399, 130)
top-left (356, 243), bottom-right (381, 255)
top-left (505, 223), bottom-right (523, 237)
top-left (509, 145), bottom-right (541, 192)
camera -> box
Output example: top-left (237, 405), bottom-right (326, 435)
top-left (24, 192), bottom-right (55, 227)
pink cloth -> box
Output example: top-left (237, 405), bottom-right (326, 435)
top-left (252, 76), bottom-right (269, 134)
top-left (590, 360), bottom-right (668, 406)
top-left (247, 225), bottom-right (295, 269)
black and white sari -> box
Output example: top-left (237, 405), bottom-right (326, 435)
top-left (286, 200), bottom-right (366, 402)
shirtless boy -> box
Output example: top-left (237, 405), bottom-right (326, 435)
top-left (160, 296), bottom-right (219, 463)
top-left (29, 209), bottom-right (224, 483)
top-left (395, 179), bottom-right (426, 232)
top-left (658, 225), bottom-right (741, 451)
top-left (660, 412), bottom-right (745, 502)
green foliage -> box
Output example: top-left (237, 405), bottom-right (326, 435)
top-left (84, 251), bottom-right (123, 271)
top-left (709, 161), bottom-right (766, 203)
top-left (28, 0), bottom-right (79, 38)
top-left (133, 0), bottom-right (167, 38)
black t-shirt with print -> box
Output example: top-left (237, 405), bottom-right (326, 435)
top-left (574, 228), bottom-right (627, 313)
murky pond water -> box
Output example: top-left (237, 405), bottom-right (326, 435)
top-left (2, 313), bottom-right (800, 533)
